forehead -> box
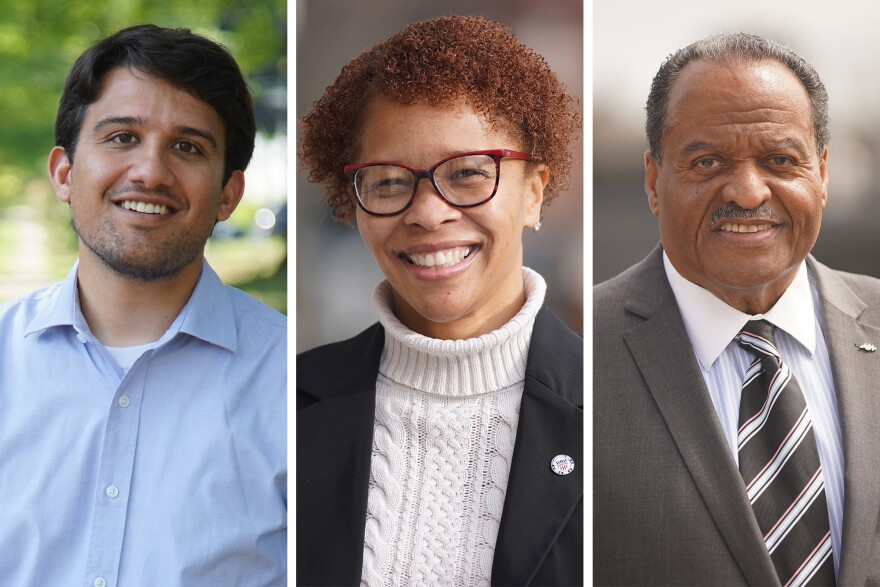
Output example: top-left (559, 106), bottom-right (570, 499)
top-left (663, 59), bottom-right (815, 151)
top-left (84, 67), bottom-right (225, 135)
top-left (356, 96), bottom-right (521, 161)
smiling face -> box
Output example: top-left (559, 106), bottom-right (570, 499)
top-left (354, 96), bottom-right (546, 339)
top-left (645, 59), bottom-right (828, 314)
top-left (48, 67), bottom-right (244, 283)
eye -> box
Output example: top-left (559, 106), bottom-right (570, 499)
top-left (695, 157), bottom-right (720, 170)
top-left (450, 167), bottom-right (491, 181)
top-left (369, 177), bottom-right (410, 195)
top-left (441, 156), bottom-right (496, 186)
top-left (769, 155), bottom-right (794, 166)
top-left (355, 166), bottom-right (412, 198)
top-left (174, 141), bottom-right (202, 155)
top-left (109, 132), bottom-right (137, 144)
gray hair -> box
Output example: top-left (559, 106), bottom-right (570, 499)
top-left (645, 32), bottom-right (829, 161)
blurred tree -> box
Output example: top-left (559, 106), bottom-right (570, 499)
top-left (0, 0), bottom-right (286, 209)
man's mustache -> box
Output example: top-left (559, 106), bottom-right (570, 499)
top-left (709, 203), bottom-right (782, 226)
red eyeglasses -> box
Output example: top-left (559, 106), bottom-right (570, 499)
top-left (344, 149), bottom-right (532, 216)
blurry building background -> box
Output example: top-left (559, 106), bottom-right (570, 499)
top-left (296, 0), bottom-right (584, 353)
top-left (595, 0), bottom-right (880, 284)
top-left (0, 0), bottom-right (287, 312)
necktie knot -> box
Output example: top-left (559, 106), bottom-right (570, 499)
top-left (736, 319), bottom-right (779, 359)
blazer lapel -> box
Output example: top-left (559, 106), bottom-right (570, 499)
top-left (622, 247), bottom-right (780, 586)
top-left (296, 324), bottom-right (384, 585)
top-left (811, 258), bottom-right (880, 585)
top-left (492, 308), bottom-right (583, 585)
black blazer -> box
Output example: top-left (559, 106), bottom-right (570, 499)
top-left (297, 306), bottom-right (583, 586)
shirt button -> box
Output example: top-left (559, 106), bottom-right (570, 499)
top-left (94, 578), bottom-right (107, 587)
top-left (118, 396), bottom-right (130, 408)
top-left (77, 333), bottom-right (88, 343)
top-left (105, 485), bottom-right (119, 499)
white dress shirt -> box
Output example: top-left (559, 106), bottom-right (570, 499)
top-left (663, 253), bottom-right (844, 575)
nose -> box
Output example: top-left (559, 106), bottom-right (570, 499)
top-left (401, 176), bottom-right (461, 230)
top-left (126, 143), bottom-right (174, 190)
top-left (720, 162), bottom-right (771, 209)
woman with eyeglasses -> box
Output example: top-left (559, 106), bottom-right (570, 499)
top-left (297, 15), bottom-right (582, 586)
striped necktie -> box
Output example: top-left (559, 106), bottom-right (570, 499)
top-left (735, 320), bottom-right (835, 586)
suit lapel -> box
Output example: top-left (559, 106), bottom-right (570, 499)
top-left (811, 258), bottom-right (880, 585)
top-left (296, 325), bottom-right (383, 585)
top-left (492, 308), bottom-right (583, 585)
top-left (623, 247), bottom-right (780, 586)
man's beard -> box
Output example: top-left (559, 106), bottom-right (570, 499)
top-left (70, 209), bottom-right (214, 282)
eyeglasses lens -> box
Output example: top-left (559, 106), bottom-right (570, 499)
top-left (354, 154), bottom-right (498, 214)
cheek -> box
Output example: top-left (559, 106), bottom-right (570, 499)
top-left (355, 219), bottom-right (388, 259)
top-left (664, 182), bottom-right (711, 227)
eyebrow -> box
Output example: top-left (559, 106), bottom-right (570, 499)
top-left (678, 138), bottom-right (811, 157)
top-left (679, 141), bottom-right (720, 155)
top-left (92, 115), bottom-right (144, 135)
top-left (91, 116), bottom-right (219, 150)
top-left (766, 138), bottom-right (810, 158)
top-left (175, 125), bottom-right (219, 150)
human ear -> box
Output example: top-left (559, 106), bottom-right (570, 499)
top-left (48, 147), bottom-right (73, 203)
top-left (217, 170), bottom-right (246, 221)
top-left (645, 150), bottom-right (661, 217)
top-left (819, 146), bottom-right (828, 208)
top-left (523, 163), bottom-right (549, 227)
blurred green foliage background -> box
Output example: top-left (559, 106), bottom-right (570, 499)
top-left (0, 0), bottom-right (287, 311)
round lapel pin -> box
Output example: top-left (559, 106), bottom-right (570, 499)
top-left (550, 454), bottom-right (575, 476)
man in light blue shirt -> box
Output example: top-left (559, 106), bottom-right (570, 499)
top-left (0, 25), bottom-right (286, 586)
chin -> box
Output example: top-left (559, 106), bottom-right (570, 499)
top-left (393, 294), bottom-right (469, 326)
top-left (410, 303), bottom-right (469, 325)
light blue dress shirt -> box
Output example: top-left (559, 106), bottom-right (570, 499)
top-left (0, 260), bottom-right (286, 587)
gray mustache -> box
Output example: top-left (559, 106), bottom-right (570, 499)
top-left (709, 203), bottom-right (781, 226)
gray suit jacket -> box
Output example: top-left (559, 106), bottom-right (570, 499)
top-left (593, 245), bottom-right (880, 586)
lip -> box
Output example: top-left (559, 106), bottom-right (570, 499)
top-left (712, 220), bottom-right (780, 241)
top-left (399, 240), bottom-right (477, 255)
top-left (397, 241), bottom-right (480, 281)
top-left (109, 193), bottom-right (181, 220)
top-left (109, 193), bottom-right (181, 211)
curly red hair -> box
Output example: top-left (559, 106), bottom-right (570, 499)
top-left (299, 15), bottom-right (581, 224)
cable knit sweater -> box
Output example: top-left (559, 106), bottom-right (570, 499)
top-left (360, 268), bottom-right (547, 587)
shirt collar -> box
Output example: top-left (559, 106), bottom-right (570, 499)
top-left (178, 260), bottom-right (238, 352)
top-left (24, 259), bottom-right (238, 352)
top-left (663, 252), bottom-right (817, 371)
top-left (24, 262), bottom-right (82, 336)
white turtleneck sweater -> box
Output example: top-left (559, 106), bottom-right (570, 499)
top-left (360, 268), bottom-right (547, 587)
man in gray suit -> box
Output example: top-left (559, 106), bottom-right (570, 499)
top-left (594, 33), bottom-right (880, 586)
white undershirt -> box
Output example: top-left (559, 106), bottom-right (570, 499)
top-left (663, 252), bottom-right (844, 575)
top-left (104, 342), bottom-right (156, 373)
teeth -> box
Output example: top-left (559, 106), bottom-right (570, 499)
top-left (406, 246), bottom-right (473, 269)
top-left (120, 200), bottom-right (170, 215)
top-left (719, 223), bottom-right (772, 233)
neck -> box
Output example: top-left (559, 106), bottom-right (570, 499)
top-left (76, 249), bottom-right (203, 347)
top-left (709, 279), bottom-right (793, 315)
top-left (393, 288), bottom-right (526, 340)
top-left (376, 267), bottom-right (547, 343)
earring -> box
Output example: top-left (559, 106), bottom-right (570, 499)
top-left (533, 222), bottom-right (542, 232)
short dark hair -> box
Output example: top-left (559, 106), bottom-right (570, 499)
top-left (646, 32), bottom-right (829, 162)
top-left (299, 15), bottom-right (581, 224)
top-left (55, 24), bottom-right (255, 184)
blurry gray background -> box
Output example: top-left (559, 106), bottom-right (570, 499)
top-left (297, 0), bottom-right (584, 353)
top-left (594, 0), bottom-right (880, 284)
